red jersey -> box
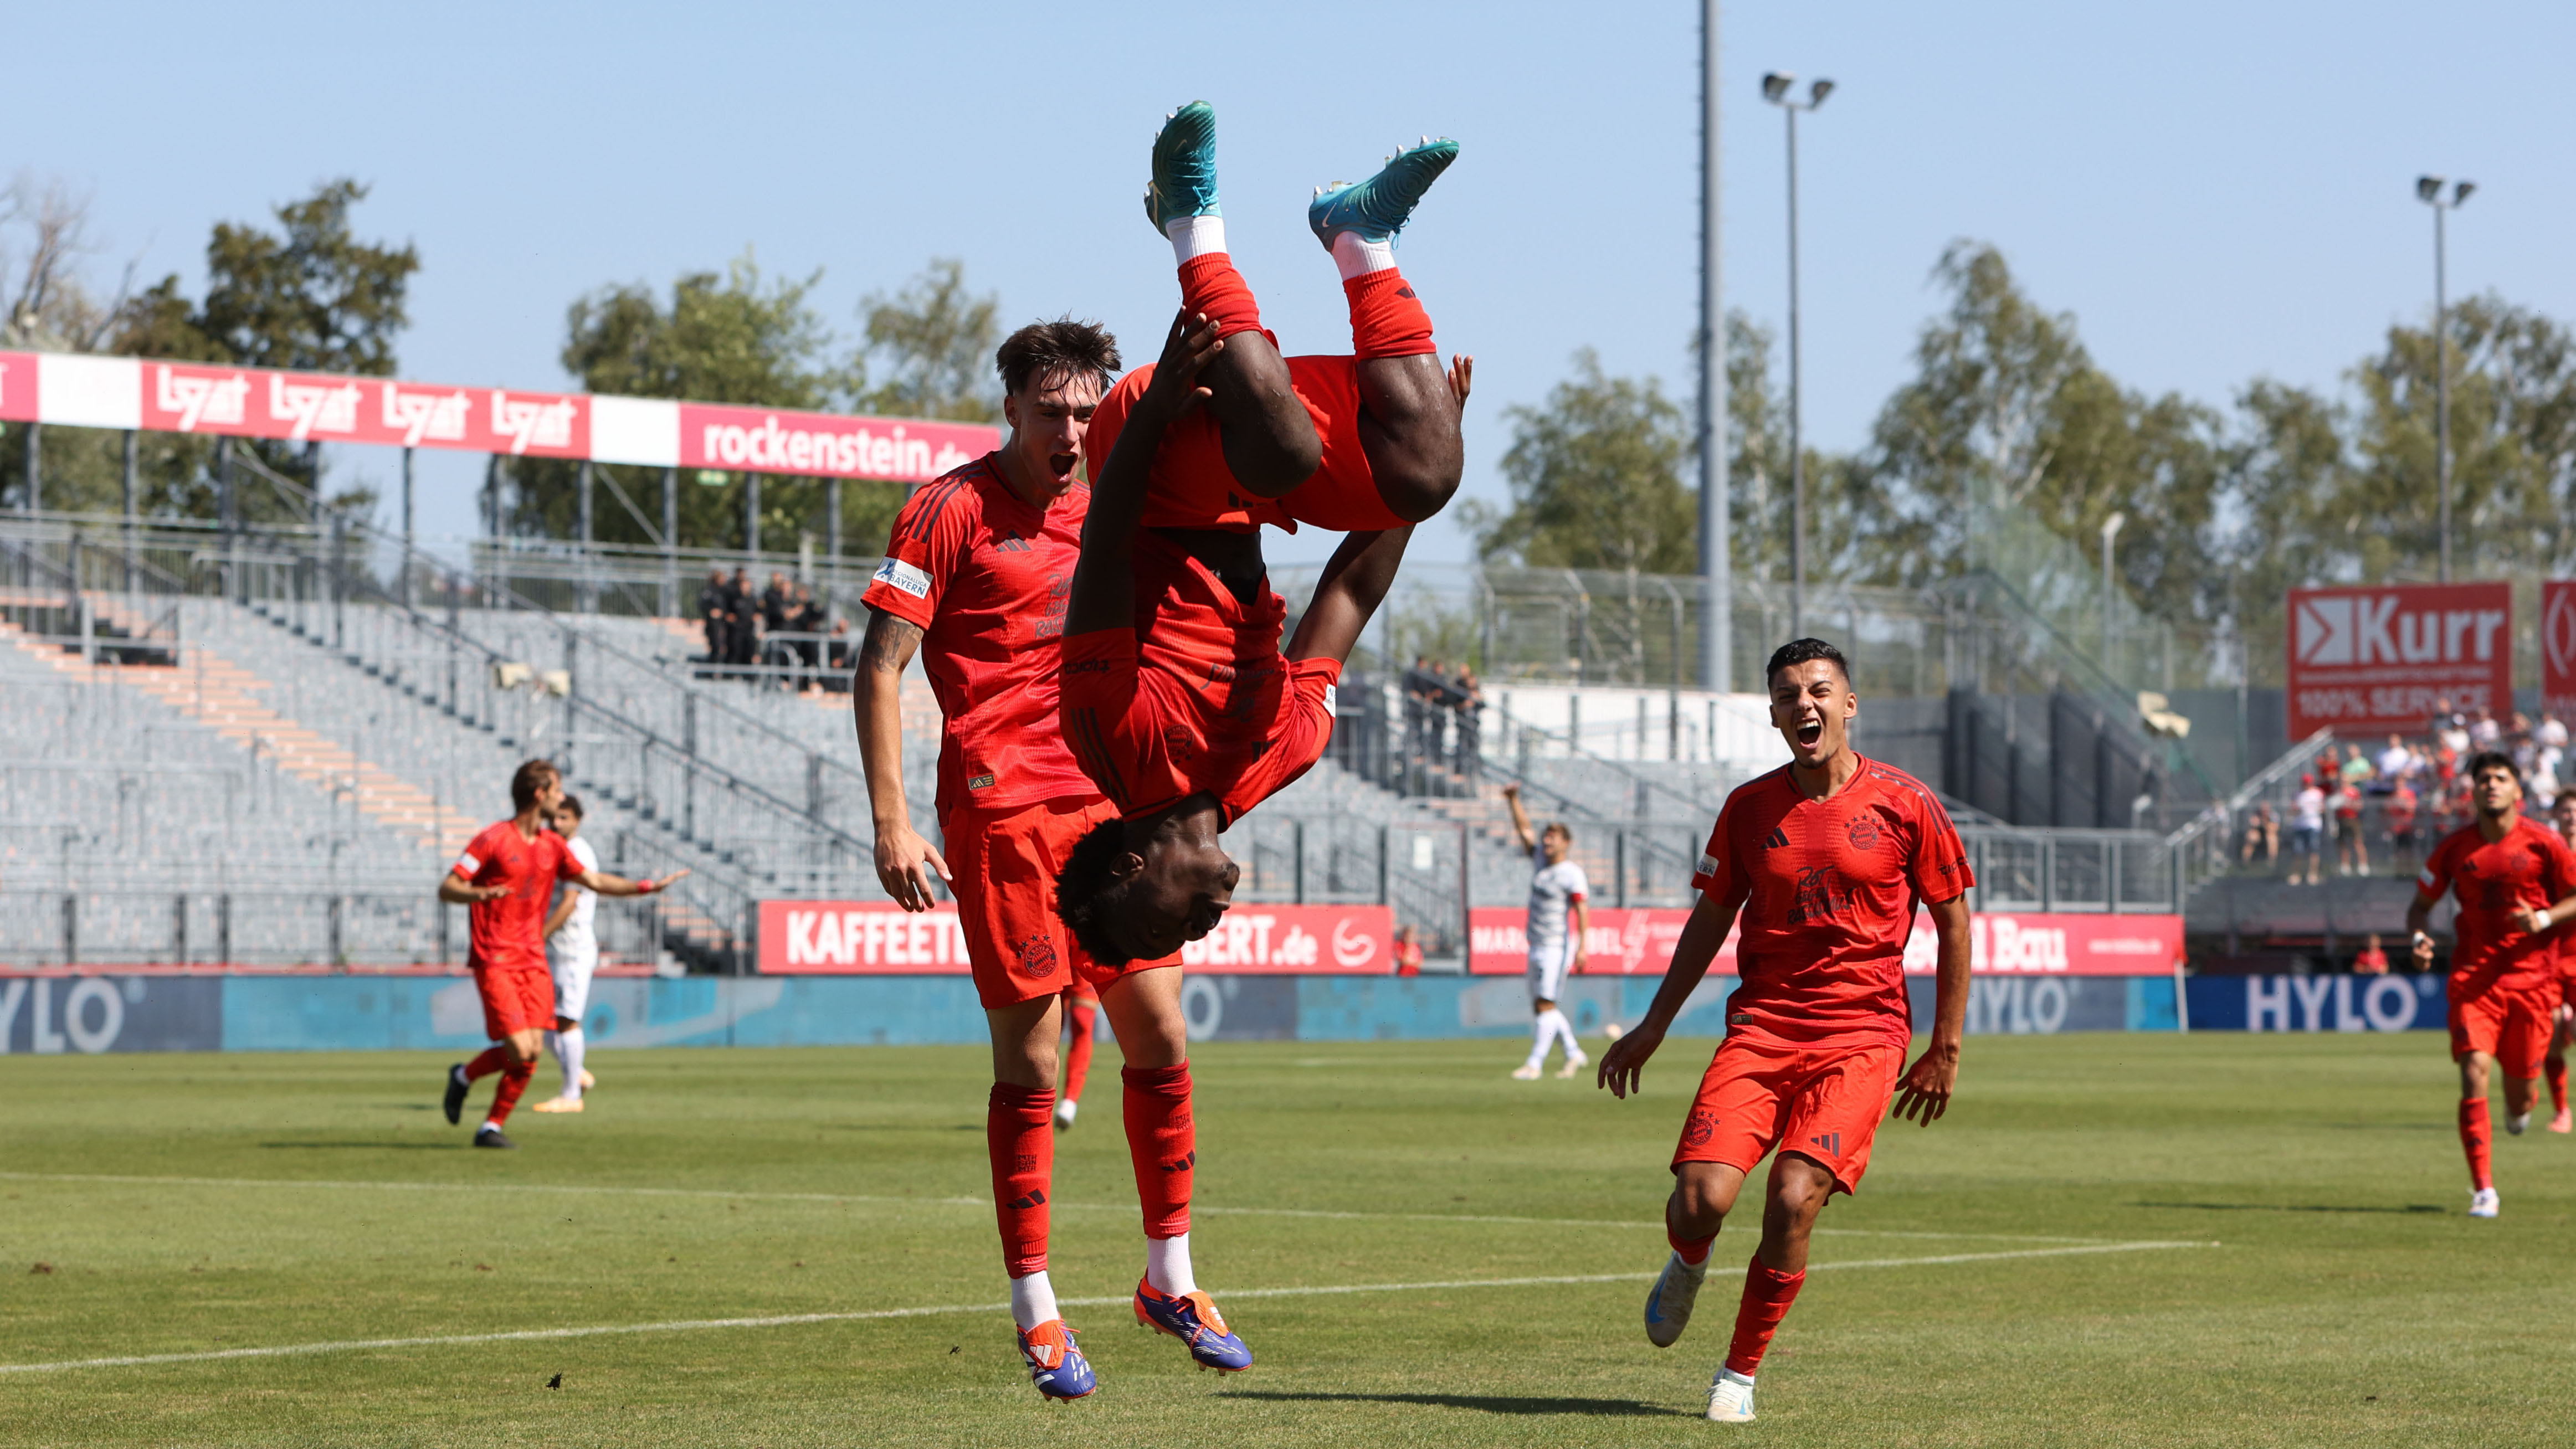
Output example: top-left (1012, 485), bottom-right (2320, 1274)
top-left (2420, 816), bottom-right (2576, 996)
top-left (860, 455), bottom-right (1099, 820)
top-left (1059, 530), bottom-right (1339, 825)
top-left (451, 820), bottom-right (584, 973)
top-left (1691, 757), bottom-right (1973, 1050)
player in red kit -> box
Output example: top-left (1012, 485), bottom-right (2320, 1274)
top-left (1595, 639), bottom-right (1974, 1423)
top-left (436, 759), bottom-right (679, 1149)
top-left (855, 320), bottom-right (1241, 1400)
top-left (2541, 790), bottom-right (2576, 1133)
top-left (2406, 751), bottom-right (2576, 1215)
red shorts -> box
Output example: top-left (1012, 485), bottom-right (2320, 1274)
top-left (470, 961), bottom-right (555, 1040)
top-left (1672, 1034), bottom-right (1908, 1195)
top-left (1094, 356), bottom-right (1400, 535)
top-left (2449, 980), bottom-right (2557, 1079)
top-left (947, 795), bottom-right (1169, 1010)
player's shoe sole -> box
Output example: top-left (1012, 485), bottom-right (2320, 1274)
top-left (442, 1063), bottom-right (469, 1126)
top-left (1555, 1051), bottom-right (1589, 1080)
top-left (1307, 137), bottom-right (1460, 246)
top-left (1643, 1249), bottom-right (1708, 1348)
top-left (1017, 1319), bottom-right (1097, 1400)
top-left (530, 1097), bottom-right (583, 1113)
top-left (1510, 1063), bottom-right (1542, 1081)
top-left (473, 1126), bottom-right (517, 1150)
top-left (2469, 1187), bottom-right (2500, 1218)
top-left (1133, 1279), bottom-right (1253, 1373)
top-left (1144, 101), bottom-right (1220, 233)
top-left (1707, 1368), bottom-right (1757, 1422)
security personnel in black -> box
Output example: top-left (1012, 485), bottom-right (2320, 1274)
top-left (697, 568), bottom-right (730, 664)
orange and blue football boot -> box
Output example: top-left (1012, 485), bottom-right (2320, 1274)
top-left (1017, 1318), bottom-right (1096, 1400)
top-left (1133, 1280), bottom-right (1253, 1373)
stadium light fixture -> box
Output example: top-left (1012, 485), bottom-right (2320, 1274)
top-left (1808, 79), bottom-right (1835, 107)
top-left (2416, 175), bottom-right (2474, 581)
top-left (1762, 71), bottom-right (1836, 638)
top-left (1762, 71), bottom-right (1794, 102)
top-left (2416, 174), bottom-right (2442, 202)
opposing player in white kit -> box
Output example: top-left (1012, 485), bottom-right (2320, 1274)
top-left (532, 794), bottom-right (601, 1113)
top-left (1505, 783), bottom-right (1590, 1080)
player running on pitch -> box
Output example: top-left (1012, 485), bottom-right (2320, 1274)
top-left (531, 794), bottom-right (601, 1113)
top-left (1054, 100), bottom-right (1469, 963)
top-left (2541, 790), bottom-right (2576, 1134)
top-left (1503, 782), bottom-right (1590, 1080)
top-left (438, 762), bottom-right (680, 1148)
top-left (1595, 639), bottom-right (1973, 1423)
top-left (1055, 985), bottom-right (1101, 1130)
top-left (2406, 751), bottom-right (2576, 1214)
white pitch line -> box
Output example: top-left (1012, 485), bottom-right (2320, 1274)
top-left (0, 1172), bottom-right (2102, 1245)
top-left (0, 1241), bottom-right (2213, 1377)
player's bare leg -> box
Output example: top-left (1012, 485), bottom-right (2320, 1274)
top-left (1315, 137), bottom-right (1467, 522)
top-left (1650, 1154), bottom-right (1834, 1422)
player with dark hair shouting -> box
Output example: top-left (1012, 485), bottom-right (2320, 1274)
top-left (1594, 639), bottom-right (1974, 1424)
top-left (437, 760), bottom-right (681, 1149)
top-left (2407, 750), bottom-right (2576, 1216)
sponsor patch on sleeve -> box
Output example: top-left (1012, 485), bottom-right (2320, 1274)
top-left (2417, 867), bottom-right (2437, 889)
top-left (1322, 682), bottom-right (1338, 716)
top-left (1697, 852), bottom-right (1721, 878)
top-left (873, 557), bottom-right (932, 599)
top-left (455, 853), bottom-right (481, 876)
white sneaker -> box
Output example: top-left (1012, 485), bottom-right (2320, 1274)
top-left (1643, 1250), bottom-right (1707, 1348)
top-left (2470, 1187), bottom-right (2500, 1219)
top-left (1510, 1062), bottom-right (1543, 1081)
top-left (1054, 1098), bottom-right (1079, 1129)
top-left (1706, 1367), bottom-right (1757, 1422)
top-left (2506, 1112), bottom-right (2530, 1136)
top-left (1555, 1050), bottom-right (1589, 1080)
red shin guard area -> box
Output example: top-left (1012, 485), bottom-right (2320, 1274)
top-left (1343, 269), bottom-right (1435, 358)
top-left (1122, 1063), bottom-right (1195, 1240)
top-left (1178, 255), bottom-right (1265, 341)
top-left (1724, 1256), bottom-right (1807, 1377)
top-left (485, 1062), bottom-right (534, 1126)
top-left (464, 1046), bottom-right (509, 1082)
top-left (1061, 999), bottom-right (1097, 1105)
top-left (989, 1083), bottom-right (1056, 1277)
top-left (2459, 1097), bottom-right (2493, 1190)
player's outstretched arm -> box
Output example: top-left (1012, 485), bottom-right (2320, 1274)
top-left (1892, 893), bottom-right (1972, 1125)
top-left (1284, 525), bottom-right (1414, 665)
top-left (1597, 885), bottom-right (1743, 1099)
top-left (1065, 311), bottom-right (1222, 639)
top-left (1502, 782), bottom-right (1536, 851)
top-left (853, 609), bottom-right (950, 912)
top-left (576, 866), bottom-right (687, 898)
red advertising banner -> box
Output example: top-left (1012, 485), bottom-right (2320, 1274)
top-left (1467, 907), bottom-right (2182, 978)
top-left (0, 351), bottom-right (34, 422)
top-left (2544, 581), bottom-right (2576, 723)
top-left (136, 361), bottom-right (589, 458)
top-left (2287, 582), bottom-right (2512, 739)
top-left (678, 403), bottom-right (987, 485)
top-left (760, 901), bottom-right (1395, 975)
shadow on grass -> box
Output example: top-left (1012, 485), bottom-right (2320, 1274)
top-left (1221, 1390), bottom-right (1692, 1418)
top-left (258, 1142), bottom-right (456, 1151)
top-left (2136, 1200), bottom-right (2447, 1214)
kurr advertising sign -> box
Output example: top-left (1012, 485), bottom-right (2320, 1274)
top-left (2286, 582), bottom-right (2512, 740)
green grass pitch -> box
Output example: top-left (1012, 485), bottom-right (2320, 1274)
top-left (4, 1032), bottom-right (2574, 1447)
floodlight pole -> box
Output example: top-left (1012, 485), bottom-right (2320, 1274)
top-left (2100, 512), bottom-right (2125, 672)
top-left (2418, 176), bottom-right (2471, 582)
top-left (1766, 74), bottom-right (1831, 640)
top-left (1695, 0), bottom-right (1730, 695)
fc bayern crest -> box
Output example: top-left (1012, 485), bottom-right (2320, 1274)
top-left (1845, 814), bottom-right (1882, 851)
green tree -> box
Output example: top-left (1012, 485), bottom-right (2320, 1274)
top-left (1724, 310), bottom-right (1863, 585)
top-left (851, 258), bottom-right (1000, 423)
top-left (1467, 349), bottom-right (1696, 574)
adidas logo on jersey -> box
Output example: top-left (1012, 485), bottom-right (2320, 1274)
top-left (992, 532), bottom-right (1032, 552)
top-left (1761, 827), bottom-right (1790, 850)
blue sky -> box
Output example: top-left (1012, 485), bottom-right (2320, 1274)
top-left (19, 1), bottom-right (2575, 567)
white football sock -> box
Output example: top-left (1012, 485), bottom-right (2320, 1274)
top-left (1146, 1232), bottom-right (1197, 1297)
top-left (1167, 215), bottom-right (1226, 265)
top-left (1330, 229), bottom-right (1397, 280)
top-left (1549, 1009), bottom-right (1581, 1057)
top-left (479, 1119), bottom-right (502, 1135)
top-left (555, 1026), bottom-right (586, 1100)
top-left (1009, 1270), bottom-right (1060, 1330)
top-left (1526, 1016), bottom-right (1553, 1068)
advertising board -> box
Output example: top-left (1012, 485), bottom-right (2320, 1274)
top-left (1466, 907), bottom-right (2183, 978)
top-left (2287, 582), bottom-right (2512, 739)
top-left (757, 901), bottom-right (1393, 976)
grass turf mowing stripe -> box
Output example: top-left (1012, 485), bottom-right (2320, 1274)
top-left (0, 1171), bottom-right (2106, 1244)
top-left (0, 1241), bottom-right (2215, 1376)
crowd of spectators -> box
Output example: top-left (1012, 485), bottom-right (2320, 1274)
top-left (2240, 700), bottom-right (2569, 885)
top-left (695, 567), bottom-right (852, 693)
top-left (1400, 656), bottom-right (1485, 790)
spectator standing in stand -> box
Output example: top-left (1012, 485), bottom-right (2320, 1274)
top-left (1451, 665), bottom-right (1484, 784)
top-left (2377, 734), bottom-right (2412, 794)
top-left (724, 567), bottom-right (757, 667)
top-left (699, 568), bottom-right (730, 664)
top-left (2471, 707), bottom-right (2502, 751)
top-left (2240, 800), bottom-right (2279, 867)
top-left (2353, 933), bottom-right (2390, 975)
top-left (2290, 774), bottom-right (2327, 886)
top-left (2387, 776), bottom-right (2423, 869)
top-left (2334, 774), bottom-right (2369, 876)
top-left (1392, 924), bottom-right (1424, 977)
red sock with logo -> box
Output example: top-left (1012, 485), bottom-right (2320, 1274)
top-left (2549, 1057), bottom-right (2568, 1114)
top-left (1665, 1200), bottom-right (1713, 1267)
top-left (1178, 255), bottom-right (1266, 342)
top-left (989, 1083), bottom-right (1056, 1276)
top-left (1122, 1063), bottom-right (1195, 1240)
top-left (1061, 998), bottom-right (1097, 1106)
top-left (485, 1061), bottom-right (534, 1126)
top-left (1343, 269), bottom-right (1436, 358)
top-left (463, 1046), bottom-right (509, 1082)
top-left (2459, 1097), bottom-right (2493, 1190)
top-left (1723, 1256), bottom-right (1807, 1377)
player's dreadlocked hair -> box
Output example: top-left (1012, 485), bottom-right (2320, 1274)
top-left (510, 759), bottom-right (560, 812)
top-left (1764, 637), bottom-right (1851, 687)
top-left (1055, 818), bottom-right (1142, 967)
top-left (997, 317), bottom-right (1122, 399)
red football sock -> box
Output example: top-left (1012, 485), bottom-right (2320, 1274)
top-left (485, 1061), bottom-right (534, 1126)
top-left (1178, 254), bottom-right (1266, 342)
top-left (1343, 269), bottom-right (1436, 358)
top-left (2548, 1057), bottom-right (2568, 1114)
top-left (464, 1046), bottom-right (509, 1082)
top-left (1122, 1063), bottom-right (1195, 1240)
top-left (988, 1083), bottom-right (1055, 1277)
top-left (1061, 998), bottom-right (1097, 1106)
top-left (1665, 1200), bottom-right (1714, 1267)
top-left (1723, 1255), bottom-right (1807, 1377)
top-left (2458, 1097), bottom-right (2493, 1190)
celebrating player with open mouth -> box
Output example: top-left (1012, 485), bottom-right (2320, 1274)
top-left (1594, 640), bottom-right (1973, 1424)
top-left (2406, 751), bottom-right (2576, 1216)
top-left (437, 761), bottom-right (680, 1149)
